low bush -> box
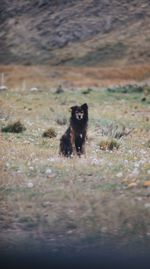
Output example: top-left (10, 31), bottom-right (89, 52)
top-left (1, 120), bottom-right (26, 133)
top-left (98, 138), bottom-right (120, 151)
top-left (42, 127), bottom-right (57, 138)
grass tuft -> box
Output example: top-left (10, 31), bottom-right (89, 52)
top-left (98, 137), bottom-right (120, 151)
top-left (145, 140), bottom-right (150, 148)
top-left (1, 120), bottom-right (26, 133)
top-left (55, 85), bottom-right (64, 94)
top-left (107, 84), bottom-right (144, 94)
top-left (100, 123), bottom-right (132, 139)
top-left (82, 88), bottom-right (93, 95)
top-left (42, 127), bottom-right (57, 138)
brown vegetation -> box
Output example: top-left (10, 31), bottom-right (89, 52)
top-left (1, 65), bottom-right (150, 89)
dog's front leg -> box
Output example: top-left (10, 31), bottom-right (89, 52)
top-left (70, 127), bottom-right (76, 155)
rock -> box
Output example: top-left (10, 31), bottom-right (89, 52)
top-left (0, 85), bottom-right (8, 91)
top-left (30, 87), bottom-right (40, 92)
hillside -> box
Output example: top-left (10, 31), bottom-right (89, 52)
top-left (0, 0), bottom-right (150, 66)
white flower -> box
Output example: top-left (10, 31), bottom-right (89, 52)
top-left (29, 166), bottom-right (34, 171)
top-left (45, 168), bottom-right (52, 175)
top-left (91, 158), bottom-right (100, 165)
top-left (116, 172), bottom-right (123, 178)
top-left (124, 160), bottom-right (128, 165)
top-left (134, 162), bottom-right (140, 168)
top-left (27, 182), bottom-right (33, 188)
top-left (131, 168), bottom-right (139, 176)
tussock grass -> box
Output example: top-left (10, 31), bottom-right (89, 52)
top-left (42, 127), bottom-right (57, 138)
top-left (55, 85), bottom-right (64, 94)
top-left (99, 123), bottom-right (132, 139)
top-left (82, 88), bottom-right (93, 95)
top-left (98, 137), bottom-right (120, 151)
top-left (145, 140), bottom-right (150, 148)
top-left (1, 120), bottom-right (26, 133)
top-left (107, 84), bottom-right (144, 93)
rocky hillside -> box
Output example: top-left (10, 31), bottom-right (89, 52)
top-left (0, 0), bottom-right (150, 66)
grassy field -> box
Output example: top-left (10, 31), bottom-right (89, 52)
top-left (0, 65), bottom-right (150, 257)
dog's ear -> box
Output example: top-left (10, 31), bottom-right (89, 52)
top-left (69, 106), bottom-right (77, 112)
top-left (81, 103), bottom-right (88, 111)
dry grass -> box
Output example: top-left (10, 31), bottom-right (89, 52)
top-left (98, 137), bottom-right (120, 151)
top-left (1, 64), bottom-right (150, 89)
top-left (42, 127), bottom-right (57, 138)
top-left (0, 65), bottom-right (150, 252)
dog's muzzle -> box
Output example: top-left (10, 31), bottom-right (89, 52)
top-left (76, 112), bottom-right (84, 120)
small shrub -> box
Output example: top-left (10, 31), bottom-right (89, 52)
top-left (98, 138), bottom-right (120, 151)
top-left (82, 88), bottom-right (93, 95)
top-left (141, 86), bottom-right (150, 102)
top-left (141, 97), bottom-right (146, 102)
top-left (1, 120), bottom-right (26, 133)
top-left (143, 85), bottom-right (150, 96)
top-left (145, 140), bottom-right (150, 148)
top-left (100, 123), bottom-right (132, 139)
top-left (55, 85), bottom-right (64, 94)
top-left (107, 84), bottom-right (144, 94)
top-left (42, 127), bottom-right (57, 138)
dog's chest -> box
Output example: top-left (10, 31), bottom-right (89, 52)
top-left (79, 133), bottom-right (83, 139)
top-left (74, 131), bottom-right (84, 141)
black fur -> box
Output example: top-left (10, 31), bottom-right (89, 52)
top-left (59, 103), bottom-right (88, 157)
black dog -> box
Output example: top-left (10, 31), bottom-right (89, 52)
top-left (59, 103), bottom-right (88, 157)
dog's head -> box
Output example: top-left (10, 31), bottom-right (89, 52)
top-left (70, 103), bottom-right (88, 122)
